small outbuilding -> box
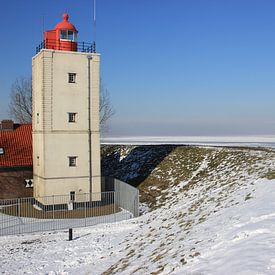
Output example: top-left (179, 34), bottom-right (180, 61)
top-left (0, 120), bottom-right (33, 199)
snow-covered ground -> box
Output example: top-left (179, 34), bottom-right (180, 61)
top-left (102, 135), bottom-right (275, 148)
top-left (1, 179), bottom-right (275, 274)
top-left (1, 144), bottom-right (275, 274)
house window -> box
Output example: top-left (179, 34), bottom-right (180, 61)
top-left (68, 73), bottom-right (76, 83)
top-left (70, 191), bottom-right (76, 201)
top-left (0, 148), bottom-right (4, 155)
top-left (68, 112), bottom-right (77, 123)
top-left (68, 156), bottom-right (77, 167)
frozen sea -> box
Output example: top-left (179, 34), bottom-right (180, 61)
top-left (101, 135), bottom-right (275, 148)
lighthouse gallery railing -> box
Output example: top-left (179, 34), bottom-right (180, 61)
top-left (36, 39), bottom-right (96, 54)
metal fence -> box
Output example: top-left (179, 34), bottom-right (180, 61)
top-left (115, 180), bottom-right (139, 217)
top-left (0, 179), bottom-right (139, 236)
top-left (36, 39), bottom-right (96, 54)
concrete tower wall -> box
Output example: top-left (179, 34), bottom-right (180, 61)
top-left (32, 49), bottom-right (101, 203)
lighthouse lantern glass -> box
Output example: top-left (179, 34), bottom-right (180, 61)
top-left (60, 30), bottom-right (77, 42)
top-left (60, 30), bottom-right (67, 39)
top-left (68, 31), bottom-right (74, 40)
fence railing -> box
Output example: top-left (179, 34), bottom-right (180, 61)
top-left (36, 39), bottom-right (96, 54)
top-left (0, 179), bottom-right (139, 236)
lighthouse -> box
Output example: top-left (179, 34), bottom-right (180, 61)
top-left (32, 13), bottom-right (101, 204)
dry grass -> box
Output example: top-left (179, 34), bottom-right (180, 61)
top-left (265, 170), bottom-right (275, 180)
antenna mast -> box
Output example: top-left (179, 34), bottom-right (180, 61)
top-left (42, 14), bottom-right (45, 40)
top-left (93, 0), bottom-right (96, 52)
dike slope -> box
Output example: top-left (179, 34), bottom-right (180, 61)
top-left (102, 145), bottom-right (275, 211)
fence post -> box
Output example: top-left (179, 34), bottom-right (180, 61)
top-left (84, 194), bottom-right (87, 227)
top-left (137, 193), bottom-right (139, 217)
top-left (18, 198), bottom-right (20, 218)
top-left (52, 195), bottom-right (55, 219)
top-left (114, 191), bottom-right (116, 223)
top-left (18, 198), bottom-right (21, 234)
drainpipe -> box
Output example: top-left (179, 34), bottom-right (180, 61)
top-left (87, 56), bottom-right (93, 196)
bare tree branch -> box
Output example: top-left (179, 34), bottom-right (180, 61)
top-left (9, 76), bottom-right (115, 130)
top-left (100, 83), bottom-right (115, 132)
top-left (9, 77), bottom-right (32, 123)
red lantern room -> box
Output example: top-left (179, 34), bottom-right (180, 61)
top-left (44, 13), bottom-right (78, 51)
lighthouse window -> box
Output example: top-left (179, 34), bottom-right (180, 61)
top-left (68, 112), bottom-right (77, 123)
top-left (60, 30), bottom-right (77, 41)
top-left (68, 31), bottom-right (74, 41)
top-left (68, 156), bottom-right (77, 167)
top-left (60, 30), bottom-right (67, 39)
top-left (68, 73), bottom-right (76, 83)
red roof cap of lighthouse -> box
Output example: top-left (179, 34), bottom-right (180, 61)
top-left (54, 13), bottom-right (78, 32)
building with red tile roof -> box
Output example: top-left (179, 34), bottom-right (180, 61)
top-left (0, 121), bottom-right (32, 169)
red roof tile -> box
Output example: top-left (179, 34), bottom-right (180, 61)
top-left (0, 124), bottom-right (32, 168)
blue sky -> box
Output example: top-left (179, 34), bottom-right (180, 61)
top-left (0, 0), bottom-right (275, 136)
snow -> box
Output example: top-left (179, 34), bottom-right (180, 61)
top-left (1, 146), bottom-right (275, 274)
top-left (181, 179), bottom-right (275, 275)
top-left (2, 178), bottom-right (275, 275)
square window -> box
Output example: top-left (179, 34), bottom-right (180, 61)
top-left (0, 148), bottom-right (4, 155)
top-left (69, 156), bottom-right (77, 167)
top-left (68, 112), bottom-right (77, 123)
top-left (68, 73), bottom-right (76, 83)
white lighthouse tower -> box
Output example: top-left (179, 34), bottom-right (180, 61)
top-left (32, 13), bottom-right (101, 204)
